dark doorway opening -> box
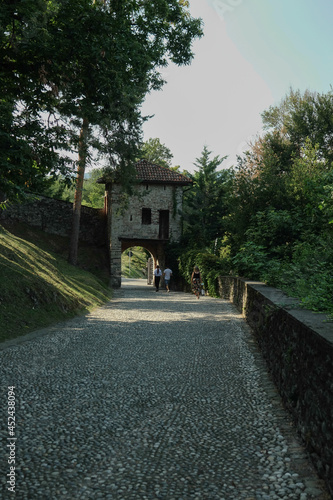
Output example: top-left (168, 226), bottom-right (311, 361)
top-left (159, 210), bottom-right (169, 239)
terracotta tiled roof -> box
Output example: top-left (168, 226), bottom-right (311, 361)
top-left (135, 159), bottom-right (192, 185)
top-left (97, 159), bottom-right (193, 185)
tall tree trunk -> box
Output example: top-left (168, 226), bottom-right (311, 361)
top-left (68, 117), bottom-right (89, 265)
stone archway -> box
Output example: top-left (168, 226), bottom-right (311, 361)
top-left (120, 238), bottom-right (166, 286)
top-left (120, 242), bottom-right (154, 284)
top-left (108, 234), bottom-right (169, 289)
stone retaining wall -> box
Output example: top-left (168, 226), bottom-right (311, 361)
top-left (0, 195), bottom-right (107, 247)
top-left (218, 276), bottom-right (333, 496)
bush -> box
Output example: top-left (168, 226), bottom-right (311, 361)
top-left (231, 242), bottom-right (269, 279)
top-left (278, 239), bottom-right (333, 316)
top-left (231, 237), bottom-right (333, 317)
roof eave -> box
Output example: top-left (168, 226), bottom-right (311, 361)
top-left (137, 179), bottom-right (193, 186)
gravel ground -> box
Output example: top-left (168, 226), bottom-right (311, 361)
top-left (0, 279), bottom-right (330, 499)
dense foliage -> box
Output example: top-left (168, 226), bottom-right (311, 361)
top-left (0, 0), bottom-right (73, 202)
top-left (1, 0), bottom-right (202, 207)
top-left (177, 89), bottom-right (333, 317)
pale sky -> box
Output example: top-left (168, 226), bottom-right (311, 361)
top-left (141, 0), bottom-right (333, 172)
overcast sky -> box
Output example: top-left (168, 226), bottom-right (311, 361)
top-left (141, 0), bottom-right (333, 173)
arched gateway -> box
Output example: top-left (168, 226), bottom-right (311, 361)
top-left (101, 160), bottom-right (192, 288)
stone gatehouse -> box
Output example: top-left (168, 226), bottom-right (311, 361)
top-left (102, 160), bottom-right (192, 287)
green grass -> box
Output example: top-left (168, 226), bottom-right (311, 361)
top-left (0, 223), bottom-right (112, 343)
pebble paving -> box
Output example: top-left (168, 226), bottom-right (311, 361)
top-left (0, 279), bottom-right (330, 499)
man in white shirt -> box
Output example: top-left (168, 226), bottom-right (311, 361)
top-left (153, 265), bottom-right (163, 292)
top-left (163, 267), bottom-right (172, 292)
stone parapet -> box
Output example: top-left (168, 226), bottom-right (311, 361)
top-left (218, 276), bottom-right (333, 496)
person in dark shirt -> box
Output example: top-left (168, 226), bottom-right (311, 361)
top-left (191, 266), bottom-right (201, 299)
top-left (153, 265), bottom-right (163, 292)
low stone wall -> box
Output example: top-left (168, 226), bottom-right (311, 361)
top-left (0, 195), bottom-right (107, 246)
top-left (218, 276), bottom-right (333, 496)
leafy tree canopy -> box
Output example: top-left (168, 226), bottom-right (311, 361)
top-left (0, 0), bottom-right (203, 206)
top-left (0, 0), bottom-right (73, 204)
top-left (139, 138), bottom-right (174, 169)
top-left (262, 87), bottom-right (333, 165)
top-left (226, 88), bottom-right (333, 254)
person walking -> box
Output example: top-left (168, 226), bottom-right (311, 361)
top-left (163, 267), bottom-right (173, 292)
top-left (153, 265), bottom-right (163, 292)
top-left (191, 265), bottom-right (202, 299)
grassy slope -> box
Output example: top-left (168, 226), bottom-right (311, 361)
top-left (0, 223), bottom-right (112, 343)
top-left (121, 246), bottom-right (148, 278)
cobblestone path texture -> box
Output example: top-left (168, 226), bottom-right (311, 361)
top-left (1, 279), bottom-right (330, 500)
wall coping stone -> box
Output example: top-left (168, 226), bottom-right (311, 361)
top-left (248, 281), bottom-right (333, 344)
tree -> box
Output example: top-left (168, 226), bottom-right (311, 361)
top-left (0, 0), bottom-right (74, 206)
top-left (226, 88), bottom-right (333, 278)
top-left (1, 1), bottom-right (203, 265)
top-left (226, 88), bottom-right (333, 253)
top-left (262, 88), bottom-right (333, 166)
top-left (139, 138), bottom-right (173, 169)
top-left (225, 130), bottom-right (297, 253)
top-left (40, 0), bottom-right (202, 264)
top-left (63, 0), bottom-right (202, 264)
top-left (39, 168), bottom-right (105, 208)
top-left (183, 146), bottom-right (230, 249)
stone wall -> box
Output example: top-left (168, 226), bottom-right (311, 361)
top-left (218, 276), bottom-right (333, 496)
top-left (106, 182), bottom-right (184, 287)
top-left (109, 183), bottom-right (183, 241)
top-left (0, 195), bottom-right (107, 246)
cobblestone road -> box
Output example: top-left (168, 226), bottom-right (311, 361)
top-left (0, 279), bottom-right (330, 499)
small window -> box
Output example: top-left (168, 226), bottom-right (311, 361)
top-left (142, 208), bottom-right (151, 225)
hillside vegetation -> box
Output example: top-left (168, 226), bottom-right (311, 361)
top-left (121, 246), bottom-right (149, 279)
top-left (0, 223), bottom-right (112, 343)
